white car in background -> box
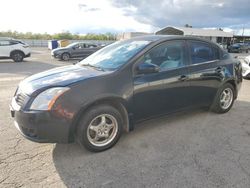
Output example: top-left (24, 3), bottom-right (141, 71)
top-left (0, 37), bottom-right (31, 62)
top-left (242, 55), bottom-right (250, 79)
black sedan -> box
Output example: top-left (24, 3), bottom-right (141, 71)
top-left (51, 42), bottom-right (103, 61)
top-left (228, 43), bottom-right (249, 53)
top-left (10, 36), bottom-right (242, 152)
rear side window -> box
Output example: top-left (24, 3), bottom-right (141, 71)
top-left (189, 41), bottom-right (217, 64)
top-left (86, 44), bottom-right (97, 48)
top-left (9, 41), bottom-right (19, 45)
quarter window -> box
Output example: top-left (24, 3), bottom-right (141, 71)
top-left (189, 41), bottom-right (217, 64)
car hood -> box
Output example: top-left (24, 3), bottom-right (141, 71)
top-left (52, 47), bottom-right (69, 52)
top-left (19, 64), bottom-right (112, 95)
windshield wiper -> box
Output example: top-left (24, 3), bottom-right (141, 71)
top-left (81, 64), bottom-right (105, 71)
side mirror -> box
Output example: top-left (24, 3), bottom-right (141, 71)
top-left (137, 63), bottom-right (160, 74)
top-left (72, 46), bottom-right (76, 50)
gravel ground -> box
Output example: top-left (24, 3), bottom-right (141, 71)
top-left (0, 48), bottom-right (250, 188)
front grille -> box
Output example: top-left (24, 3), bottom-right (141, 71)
top-left (15, 93), bottom-right (28, 107)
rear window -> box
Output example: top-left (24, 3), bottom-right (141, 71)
top-left (189, 41), bottom-right (218, 64)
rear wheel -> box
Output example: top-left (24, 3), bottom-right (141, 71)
top-left (61, 53), bottom-right (70, 61)
top-left (211, 83), bottom-right (235, 113)
top-left (76, 104), bottom-right (123, 152)
top-left (11, 51), bottom-right (24, 62)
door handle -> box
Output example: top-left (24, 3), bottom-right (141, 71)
top-left (215, 67), bottom-right (223, 72)
top-left (179, 75), bottom-right (188, 81)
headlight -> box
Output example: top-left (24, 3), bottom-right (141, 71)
top-left (29, 87), bottom-right (70, 110)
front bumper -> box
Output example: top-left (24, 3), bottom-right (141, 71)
top-left (51, 54), bottom-right (61, 59)
top-left (10, 99), bottom-right (72, 143)
top-left (25, 53), bottom-right (31, 58)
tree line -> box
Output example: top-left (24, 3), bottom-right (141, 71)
top-left (0, 31), bottom-right (117, 40)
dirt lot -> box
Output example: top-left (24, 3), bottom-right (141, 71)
top-left (0, 48), bottom-right (250, 188)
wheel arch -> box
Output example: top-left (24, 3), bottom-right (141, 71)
top-left (61, 51), bottom-right (71, 57)
top-left (224, 79), bottom-right (237, 99)
top-left (10, 50), bottom-right (25, 57)
top-left (69, 96), bottom-right (131, 142)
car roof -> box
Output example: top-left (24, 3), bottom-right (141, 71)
top-left (128, 35), bottom-right (221, 48)
top-left (0, 37), bottom-right (12, 40)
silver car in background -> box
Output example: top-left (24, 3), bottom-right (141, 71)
top-left (242, 55), bottom-right (250, 79)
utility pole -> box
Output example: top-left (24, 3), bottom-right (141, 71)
top-left (242, 26), bottom-right (245, 43)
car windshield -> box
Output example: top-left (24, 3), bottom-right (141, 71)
top-left (78, 40), bottom-right (151, 70)
top-left (67, 42), bottom-right (79, 48)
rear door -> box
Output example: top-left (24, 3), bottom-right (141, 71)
top-left (74, 43), bottom-right (86, 57)
top-left (83, 44), bottom-right (99, 57)
top-left (186, 40), bottom-right (222, 106)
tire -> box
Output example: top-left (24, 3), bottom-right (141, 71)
top-left (61, 53), bottom-right (70, 61)
top-left (76, 104), bottom-right (123, 152)
top-left (11, 51), bottom-right (24, 62)
top-left (210, 83), bottom-right (235, 114)
top-left (243, 74), bottom-right (250, 80)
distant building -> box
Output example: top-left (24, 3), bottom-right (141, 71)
top-left (117, 32), bottom-right (152, 40)
top-left (233, 35), bottom-right (250, 43)
top-left (155, 26), bottom-right (233, 44)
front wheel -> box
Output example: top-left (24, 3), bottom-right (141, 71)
top-left (211, 83), bottom-right (235, 113)
top-left (61, 53), bottom-right (70, 61)
top-left (76, 104), bottom-right (123, 152)
top-left (11, 51), bottom-right (24, 62)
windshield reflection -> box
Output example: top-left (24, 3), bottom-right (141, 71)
top-left (78, 40), bottom-right (151, 70)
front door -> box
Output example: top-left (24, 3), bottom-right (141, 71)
top-left (0, 40), bottom-right (12, 57)
top-left (133, 40), bottom-right (191, 121)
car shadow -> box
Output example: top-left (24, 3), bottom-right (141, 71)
top-left (0, 60), bottom-right (64, 75)
top-left (52, 100), bottom-right (250, 187)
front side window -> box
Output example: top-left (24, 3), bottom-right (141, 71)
top-left (189, 41), bottom-right (217, 64)
top-left (0, 40), bottom-right (10, 46)
top-left (141, 40), bottom-right (187, 71)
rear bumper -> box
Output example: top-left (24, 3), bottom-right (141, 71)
top-left (10, 103), bottom-right (72, 143)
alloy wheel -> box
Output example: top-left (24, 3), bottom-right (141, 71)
top-left (87, 114), bottom-right (118, 147)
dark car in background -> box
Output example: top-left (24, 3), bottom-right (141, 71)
top-left (228, 43), bottom-right (249, 53)
top-left (51, 42), bottom-right (103, 61)
top-left (10, 36), bottom-right (242, 152)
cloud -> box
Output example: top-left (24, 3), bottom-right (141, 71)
top-left (110, 0), bottom-right (250, 32)
top-left (1, 0), bottom-right (249, 34)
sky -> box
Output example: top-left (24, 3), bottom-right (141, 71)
top-left (1, 0), bottom-right (249, 35)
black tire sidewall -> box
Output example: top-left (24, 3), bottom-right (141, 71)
top-left (61, 53), bottom-right (70, 61)
top-left (12, 52), bottom-right (24, 62)
top-left (211, 83), bottom-right (235, 113)
top-left (76, 105), bottom-right (123, 152)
